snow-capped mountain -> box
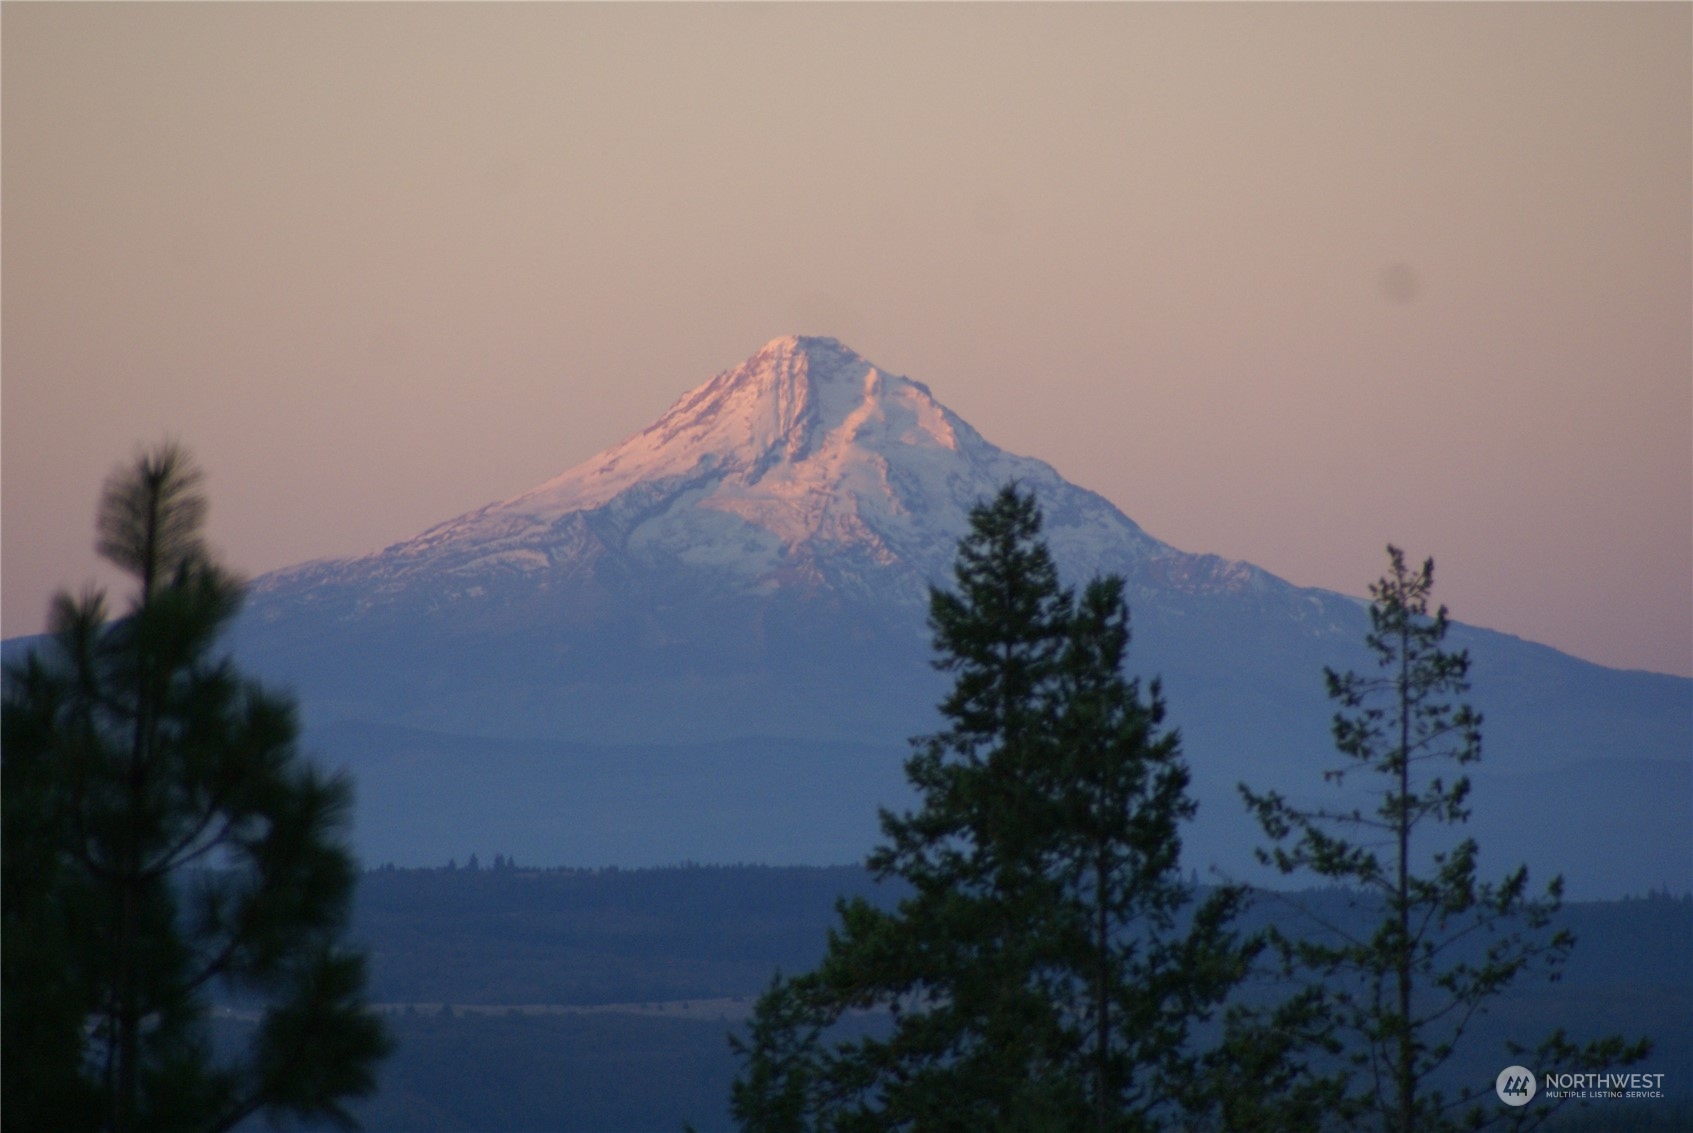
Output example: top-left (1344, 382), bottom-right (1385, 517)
top-left (240, 334), bottom-right (1369, 754)
top-left (253, 336), bottom-right (1262, 617)
top-left (222, 336), bottom-right (1688, 895)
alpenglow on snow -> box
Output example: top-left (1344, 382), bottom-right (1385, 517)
top-left (253, 335), bottom-right (1258, 615)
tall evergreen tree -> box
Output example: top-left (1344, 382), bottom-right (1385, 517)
top-left (1046, 578), bottom-right (1250, 1131)
top-left (728, 486), bottom-right (1248, 1132)
top-left (2, 443), bottom-right (391, 1133)
top-left (1240, 546), bottom-right (1647, 1133)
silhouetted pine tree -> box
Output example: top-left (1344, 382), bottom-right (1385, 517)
top-left (728, 486), bottom-right (1249, 1132)
top-left (1239, 547), bottom-right (1648, 1133)
top-left (728, 973), bottom-right (826, 1133)
top-left (2, 443), bottom-right (391, 1133)
top-left (1047, 577), bottom-right (1252, 1131)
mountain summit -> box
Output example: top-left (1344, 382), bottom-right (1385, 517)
top-left (511, 335), bottom-right (972, 516)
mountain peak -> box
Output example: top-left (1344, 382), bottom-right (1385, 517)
top-left (733, 334), bottom-right (906, 427)
top-left (753, 333), bottom-right (851, 360)
top-left (270, 336), bottom-right (1179, 610)
top-left (482, 337), bottom-right (968, 524)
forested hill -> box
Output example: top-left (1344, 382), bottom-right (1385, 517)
top-left (288, 864), bottom-right (1693, 1132)
top-left (351, 863), bottom-right (898, 1007)
top-left (348, 863), bottom-right (1690, 1009)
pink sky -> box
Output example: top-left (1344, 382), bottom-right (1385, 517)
top-left (4, 4), bottom-right (1689, 677)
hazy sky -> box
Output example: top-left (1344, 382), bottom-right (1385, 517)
top-left (4, 3), bottom-right (1689, 678)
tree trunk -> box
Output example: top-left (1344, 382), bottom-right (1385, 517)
top-left (1095, 846), bottom-right (1110, 1133)
top-left (1395, 618), bottom-right (1414, 1133)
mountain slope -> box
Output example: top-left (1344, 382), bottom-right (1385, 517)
top-left (249, 336), bottom-right (1258, 619)
top-left (169, 336), bottom-right (1692, 893)
top-left (236, 337), bottom-right (1350, 740)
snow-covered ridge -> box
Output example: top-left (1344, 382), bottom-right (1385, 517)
top-left (252, 336), bottom-right (1275, 609)
top-left (499, 335), bottom-right (971, 523)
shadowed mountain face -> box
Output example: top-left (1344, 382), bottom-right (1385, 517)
top-left (95, 338), bottom-right (1693, 892)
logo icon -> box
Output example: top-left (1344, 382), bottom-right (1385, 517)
top-left (1496, 1065), bottom-right (1537, 1106)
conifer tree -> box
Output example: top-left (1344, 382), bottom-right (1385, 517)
top-left (728, 974), bottom-right (827, 1133)
top-left (2, 443), bottom-right (391, 1133)
top-left (728, 486), bottom-right (1248, 1132)
top-left (1047, 577), bottom-right (1250, 1131)
top-left (1239, 546), bottom-right (1647, 1133)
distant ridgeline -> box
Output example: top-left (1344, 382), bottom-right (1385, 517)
top-left (286, 864), bottom-right (1689, 1132)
